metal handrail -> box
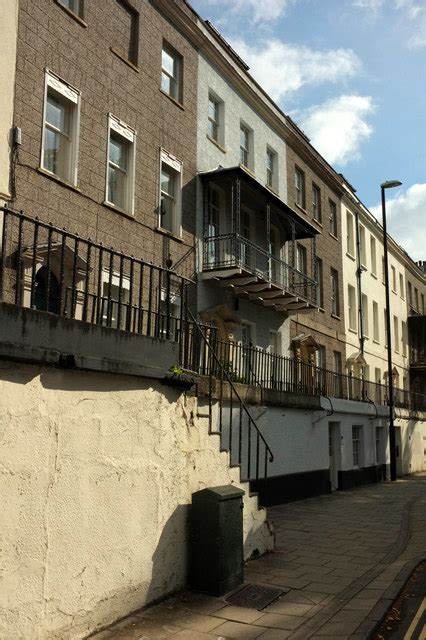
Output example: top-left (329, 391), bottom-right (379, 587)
top-left (185, 305), bottom-right (274, 481)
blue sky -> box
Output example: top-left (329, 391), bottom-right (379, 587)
top-left (190, 0), bottom-right (426, 261)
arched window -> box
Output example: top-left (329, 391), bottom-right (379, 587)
top-left (34, 266), bottom-right (60, 314)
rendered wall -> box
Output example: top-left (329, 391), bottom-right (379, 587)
top-left (0, 0), bottom-right (18, 201)
top-left (0, 360), bottom-right (272, 640)
top-left (396, 416), bottom-right (426, 474)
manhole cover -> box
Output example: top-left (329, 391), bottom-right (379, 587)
top-left (226, 584), bottom-right (284, 610)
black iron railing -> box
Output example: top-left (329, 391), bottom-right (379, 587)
top-left (203, 233), bottom-right (317, 305)
top-left (185, 307), bottom-right (274, 481)
top-left (0, 206), bottom-right (193, 342)
top-left (213, 340), bottom-right (426, 412)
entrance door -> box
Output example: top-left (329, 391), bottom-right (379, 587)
top-left (328, 422), bottom-right (341, 490)
top-left (395, 426), bottom-right (403, 477)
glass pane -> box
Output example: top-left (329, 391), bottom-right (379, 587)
top-left (160, 194), bottom-right (174, 232)
top-left (108, 165), bottom-right (126, 209)
top-left (161, 72), bottom-right (171, 95)
top-left (109, 134), bottom-right (128, 170)
top-left (207, 119), bottom-right (217, 140)
top-left (161, 167), bottom-right (173, 196)
top-left (46, 92), bottom-right (69, 134)
top-left (208, 98), bottom-right (217, 121)
top-left (240, 127), bottom-right (248, 148)
top-left (44, 127), bottom-right (69, 179)
top-left (162, 49), bottom-right (175, 77)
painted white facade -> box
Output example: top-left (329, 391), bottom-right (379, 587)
top-left (0, 361), bottom-right (272, 640)
top-left (0, 0), bottom-right (18, 203)
top-left (341, 192), bottom-right (412, 390)
top-left (196, 52), bottom-right (290, 352)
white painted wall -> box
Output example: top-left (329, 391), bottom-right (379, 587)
top-left (0, 0), bottom-right (18, 201)
top-left (341, 198), bottom-right (411, 388)
top-left (0, 361), bottom-right (272, 640)
top-left (396, 416), bottom-right (426, 474)
top-left (196, 53), bottom-right (290, 351)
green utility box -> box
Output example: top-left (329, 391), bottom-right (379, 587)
top-left (190, 485), bottom-right (245, 596)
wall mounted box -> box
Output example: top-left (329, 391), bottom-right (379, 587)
top-left (190, 485), bottom-right (244, 596)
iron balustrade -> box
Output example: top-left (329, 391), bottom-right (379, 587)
top-left (0, 206), bottom-right (193, 344)
top-left (212, 339), bottom-right (426, 412)
top-left (203, 233), bottom-right (317, 305)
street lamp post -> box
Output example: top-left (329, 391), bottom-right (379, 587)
top-left (381, 180), bottom-right (402, 482)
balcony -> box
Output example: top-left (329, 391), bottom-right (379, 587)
top-left (408, 314), bottom-right (426, 369)
top-left (203, 233), bottom-right (317, 311)
top-left (199, 165), bottom-right (319, 314)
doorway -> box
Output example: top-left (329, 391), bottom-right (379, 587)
top-left (395, 426), bottom-right (403, 477)
top-left (328, 422), bottom-right (341, 490)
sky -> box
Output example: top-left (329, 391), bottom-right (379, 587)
top-left (190, 0), bottom-right (426, 261)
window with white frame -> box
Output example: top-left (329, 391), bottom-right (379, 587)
top-left (106, 114), bottom-right (136, 214)
top-left (384, 308), bottom-right (388, 346)
top-left (101, 269), bottom-right (130, 330)
top-left (330, 268), bottom-right (339, 316)
top-left (402, 321), bottom-right (407, 356)
top-left (58, 0), bottom-right (83, 17)
top-left (370, 236), bottom-right (377, 275)
top-left (400, 273), bottom-right (405, 299)
top-left (361, 293), bottom-right (369, 337)
top-left (41, 71), bottom-right (80, 185)
top-left (329, 199), bottom-right (338, 236)
top-left (295, 166), bottom-right (306, 209)
top-left (391, 265), bottom-right (397, 292)
top-left (240, 123), bottom-right (251, 168)
top-left (352, 425), bottom-right (362, 467)
top-left (161, 43), bottom-right (182, 103)
top-left (312, 184), bottom-right (321, 222)
top-left (346, 211), bottom-right (354, 256)
top-left (359, 225), bottom-right (366, 267)
top-left (266, 147), bottom-right (277, 191)
top-left (394, 315), bottom-right (399, 352)
top-left (348, 284), bottom-right (357, 330)
top-left (207, 93), bottom-right (222, 144)
top-left (316, 257), bottom-right (324, 308)
top-left (160, 150), bottom-right (182, 235)
top-left (373, 300), bottom-right (379, 342)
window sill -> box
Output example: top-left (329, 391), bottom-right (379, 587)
top-left (295, 203), bottom-right (307, 215)
top-left (206, 135), bottom-right (226, 154)
top-left (37, 167), bottom-right (81, 194)
top-left (346, 252), bottom-right (356, 261)
top-left (371, 272), bottom-right (378, 279)
top-left (312, 218), bottom-right (323, 229)
top-left (318, 306), bottom-right (325, 313)
top-left (331, 313), bottom-right (341, 320)
top-left (54, 0), bottom-right (87, 27)
top-left (155, 226), bottom-right (184, 243)
top-left (265, 184), bottom-right (279, 197)
top-left (160, 89), bottom-right (184, 111)
top-left (102, 200), bottom-right (135, 220)
top-left (348, 327), bottom-right (358, 334)
top-left (373, 339), bottom-right (380, 344)
top-left (239, 163), bottom-right (256, 178)
top-left (392, 289), bottom-right (397, 295)
top-left (329, 232), bottom-right (338, 241)
top-left (110, 47), bottom-right (139, 72)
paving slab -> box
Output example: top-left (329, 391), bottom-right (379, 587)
top-left (89, 475), bottom-right (426, 640)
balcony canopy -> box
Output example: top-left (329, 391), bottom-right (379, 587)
top-left (199, 165), bottom-right (320, 241)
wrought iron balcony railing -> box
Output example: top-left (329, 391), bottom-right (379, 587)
top-left (202, 233), bottom-right (317, 306)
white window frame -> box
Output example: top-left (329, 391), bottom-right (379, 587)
top-left (348, 284), bottom-right (357, 331)
top-left (361, 293), bottom-right (369, 338)
top-left (359, 225), bottom-right (366, 267)
top-left (373, 300), bottom-right (379, 342)
top-left (159, 149), bottom-right (182, 236)
top-left (330, 268), bottom-right (339, 316)
top-left (329, 199), bottom-right (337, 236)
top-left (161, 42), bottom-right (182, 103)
top-left (391, 265), bottom-right (397, 292)
top-left (402, 321), bottom-right (407, 356)
top-left (370, 236), bottom-right (377, 276)
top-left (266, 146), bottom-right (277, 192)
top-left (394, 315), bottom-right (399, 353)
top-left (41, 70), bottom-right (81, 185)
top-left (57, 0), bottom-right (83, 17)
top-left (207, 91), bottom-right (224, 146)
top-left (101, 268), bottom-right (130, 330)
top-left (239, 123), bottom-right (252, 169)
top-left (312, 183), bottom-right (321, 222)
top-left (346, 211), bottom-right (354, 256)
top-left (105, 113), bottom-right (136, 215)
top-left (400, 273), bottom-right (405, 299)
top-left (295, 166), bottom-right (305, 209)
top-left (352, 425), bottom-right (363, 468)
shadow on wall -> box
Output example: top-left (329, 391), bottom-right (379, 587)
top-left (0, 360), bottom-right (41, 385)
top-left (145, 504), bottom-right (190, 605)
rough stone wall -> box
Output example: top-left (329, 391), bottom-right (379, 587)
top-left (0, 360), bottom-right (272, 640)
top-left (12, 0), bottom-right (198, 274)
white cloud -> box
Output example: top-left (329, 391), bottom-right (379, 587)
top-left (230, 39), bottom-right (361, 102)
top-left (297, 95), bottom-right (375, 166)
top-left (370, 184), bottom-right (426, 261)
top-left (197, 0), bottom-right (298, 23)
top-left (352, 0), bottom-right (384, 10)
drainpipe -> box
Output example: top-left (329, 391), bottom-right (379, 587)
top-left (354, 208), bottom-right (364, 356)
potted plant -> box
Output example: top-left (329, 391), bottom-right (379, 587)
top-left (163, 365), bottom-right (195, 391)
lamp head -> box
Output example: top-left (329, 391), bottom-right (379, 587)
top-left (381, 180), bottom-right (402, 190)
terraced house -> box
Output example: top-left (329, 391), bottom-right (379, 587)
top-left (0, 1), bottom-right (425, 639)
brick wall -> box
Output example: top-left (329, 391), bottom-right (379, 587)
top-left (286, 146), bottom-right (346, 370)
top-left (12, 0), bottom-right (198, 275)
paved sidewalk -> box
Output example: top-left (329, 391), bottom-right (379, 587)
top-left (91, 475), bottom-right (426, 640)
